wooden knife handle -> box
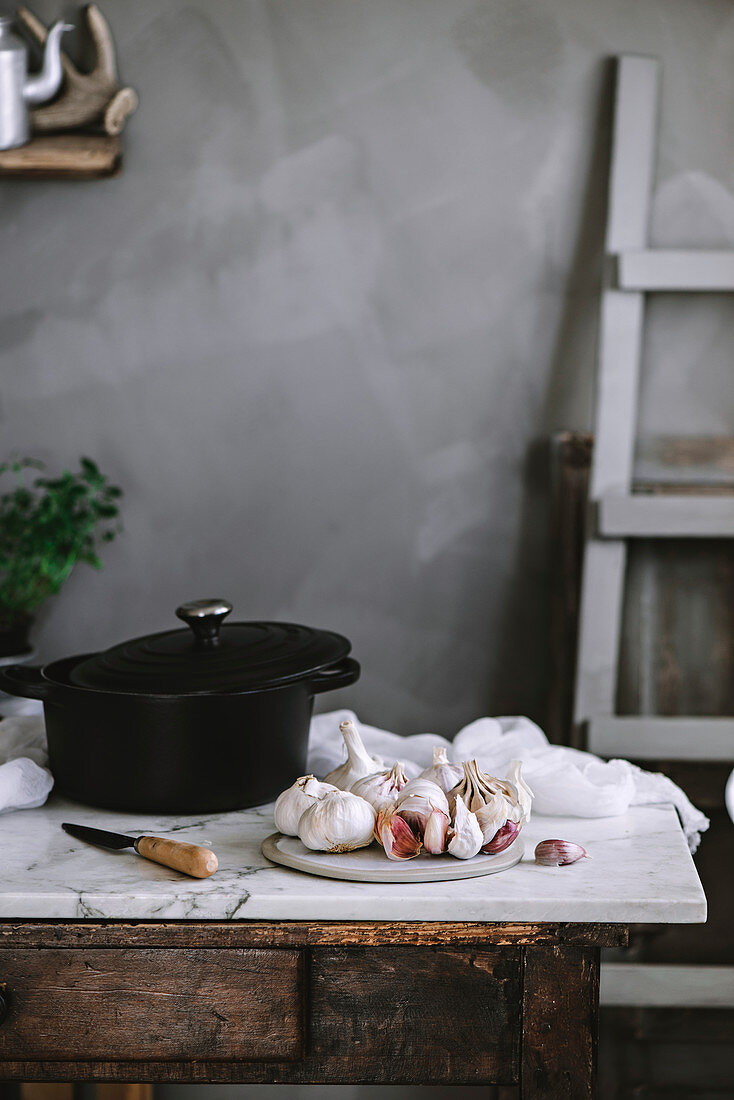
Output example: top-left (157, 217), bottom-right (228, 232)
top-left (135, 836), bottom-right (218, 878)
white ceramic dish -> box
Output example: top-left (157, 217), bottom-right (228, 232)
top-left (262, 833), bottom-right (524, 883)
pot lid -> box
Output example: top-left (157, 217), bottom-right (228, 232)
top-left (68, 599), bottom-right (353, 695)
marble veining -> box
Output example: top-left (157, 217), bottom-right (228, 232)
top-left (0, 796), bottom-right (706, 922)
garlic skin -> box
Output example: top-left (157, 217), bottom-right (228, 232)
top-left (505, 760), bottom-right (533, 824)
top-left (419, 747), bottom-right (463, 794)
top-left (351, 761), bottom-right (409, 813)
top-left (298, 789), bottom-right (376, 853)
top-left (535, 840), bottom-right (589, 866)
top-left (375, 807), bottom-right (422, 861)
top-left (423, 808), bottom-right (450, 854)
top-left (274, 775), bottom-right (339, 836)
top-left (323, 719), bottom-right (384, 790)
top-left (474, 788), bottom-right (510, 840)
top-left (447, 795), bottom-right (483, 860)
top-left (395, 779), bottom-right (449, 834)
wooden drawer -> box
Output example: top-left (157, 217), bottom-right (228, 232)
top-left (0, 949), bottom-right (303, 1063)
top-left (304, 945), bottom-right (521, 1083)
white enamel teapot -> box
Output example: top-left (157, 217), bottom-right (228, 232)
top-left (0, 13), bottom-right (70, 150)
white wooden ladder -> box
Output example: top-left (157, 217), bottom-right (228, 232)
top-left (573, 53), bottom-right (734, 764)
top-left (578, 54), bottom-right (734, 1021)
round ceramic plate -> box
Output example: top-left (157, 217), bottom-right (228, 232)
top-left (262, 833), bottom-right (524, 883)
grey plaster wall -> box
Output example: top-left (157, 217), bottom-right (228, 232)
top-left (3, 0), bottom-right (734, 736)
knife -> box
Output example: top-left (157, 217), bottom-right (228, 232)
top-left (62, 823), bottom-right (218, 879)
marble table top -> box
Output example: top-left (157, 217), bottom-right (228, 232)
top-left (0, 795), bottom-right (706, 923)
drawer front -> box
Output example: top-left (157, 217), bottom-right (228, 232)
top-left (0, 949), bottom-right (303, 1062)
top-left (305, 945), bottom-right (521, 1083)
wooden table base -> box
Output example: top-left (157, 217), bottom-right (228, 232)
top-left (0, 922), bottom-right (625, 1099)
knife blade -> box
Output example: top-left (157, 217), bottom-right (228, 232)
top-left (62, 822), bottom-right (218, 879)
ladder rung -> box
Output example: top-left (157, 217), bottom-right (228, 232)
top-left (598, 494), bottom-right (734, 537)
top-left (601, 964), bottom-right (734, 1007)
top-left (588, 716), bottom-right (734, 760)
top-left (617, 248), bottom-right (734, 290)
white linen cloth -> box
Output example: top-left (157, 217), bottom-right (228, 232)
top-left (0, 710), bottom-right (709, 852)
top-left (0, 715), bottom-right (53, 815)
top-left (309, 710), bottom-right (709, 853)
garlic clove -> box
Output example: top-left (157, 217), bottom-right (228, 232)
top-left (297, 789), bottom-right (376, 853)
top-left (447, 794), bottom-right (483, 860)
top-left (419, 746), bottom-right (464, 794)
top-left (375, 807), bottom-right (422, 861)
top-left (534, 839), bottom-right (589, 866)
top-left (423, 808), bottom-right (450, 854)
top-left (481, 819), bottom-right (519, 854)
top-left (274, 774), bottom-right (339, 836)
top-left (474, 790), bottom-right (512, 844)
top-left (323, 719), bottom-right (385, 790)
top-left (351, 761), bottom-right (409, 813)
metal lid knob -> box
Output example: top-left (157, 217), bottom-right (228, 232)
top-left (175, 599), bottom-right (233, 648)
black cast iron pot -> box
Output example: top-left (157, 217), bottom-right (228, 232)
top-left (0, 599), bottom-right (360, 814)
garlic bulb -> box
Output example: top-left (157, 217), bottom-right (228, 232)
top-left (534, 839), bottom-right (589, 866)
top-left (449, 759), bottom-right (505, 814)
top-left (398, 777), bottom-right (450, 804)
top-left (351, 761), bottom-right (409, 813)
top-left (323, 719), bottom-right (384, 790)
top-left (274, 774), bottom-right (339, 836)
top-left (375, 807), bottom-right (422, 861)
top-left (298, 789), bottom-right (376, 853)
top-left (447, 795), bottom-right (483, 860)
top-left (395, 778), bottom-right (449, 834)
top-left (450, 760), bottom-right (523, 853)
top-left (423, 808), bottom-right (450, 854)
top-left (419, 746), bottom-right (463, 794)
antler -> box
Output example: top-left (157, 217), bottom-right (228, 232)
top-left (17, 4), bottom-right (138, 136)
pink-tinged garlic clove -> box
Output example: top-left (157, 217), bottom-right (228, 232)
top-left (423, 808), bottom-right (450, 854)
top-left (394, 779), bottom-right (449, 836)
top-left (481, 819), bottom-right (520, 854)
top-left (534, 839), bottom-right (589, 866)
top-left (375, 808), bottom-right (422, 861)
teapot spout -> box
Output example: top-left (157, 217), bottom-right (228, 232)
top-left (23, 20), bottom-right (71, 106)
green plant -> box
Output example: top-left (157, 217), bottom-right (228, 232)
top-left (0, 456), bottom-right (122, 630)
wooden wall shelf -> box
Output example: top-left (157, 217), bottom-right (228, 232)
top-left (0, 134), bottom-right (121, 179)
